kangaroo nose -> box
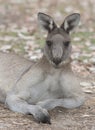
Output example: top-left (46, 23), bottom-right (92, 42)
top-left (53, 58), bottom-right (61, 65)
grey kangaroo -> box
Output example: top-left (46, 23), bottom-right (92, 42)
top-left (0, 13), bottom-right (85, 124)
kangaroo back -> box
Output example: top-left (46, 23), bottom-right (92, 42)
top-left (0, 52), bottom-right (32, 93)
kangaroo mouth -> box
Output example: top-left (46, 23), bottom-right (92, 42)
top-left (50, 58), bottom-right (71, 68)
top-left (50, 61), bottom-right (61, 68)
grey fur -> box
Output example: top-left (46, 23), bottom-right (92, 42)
top-left (0, 13), bottom-right (85, 124)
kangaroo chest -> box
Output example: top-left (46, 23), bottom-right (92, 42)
top-left (28, 71), bottom-right (64, 104)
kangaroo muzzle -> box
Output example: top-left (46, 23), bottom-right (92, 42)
top-left (53, 58), bottom-right (61, 65)
top-left (52, 46), bottom-right (63, 65)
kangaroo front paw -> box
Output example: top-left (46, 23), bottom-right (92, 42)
top-left (34, 108), bottom-right (51, 124)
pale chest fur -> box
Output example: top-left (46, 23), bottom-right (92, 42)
top-left (28, 69), bottom-right (64, 104)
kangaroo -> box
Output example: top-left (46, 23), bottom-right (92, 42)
top-left (0, 13), bottom-right (85, 124)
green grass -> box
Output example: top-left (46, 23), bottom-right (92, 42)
top-left (90, 39), bottom-right (95, 44)
top-left (78, 56), bottom-right (90, 62)
top-left (12, 40), bottom-right (26, 54)
top-left (0, 29), bottom-right (94, 57)
top-left (34, 32), bottom-right (45, 47)
top-left (72, 31), bottom-right (94, 42)
top-left (0, 31), bottom-right (18, 37)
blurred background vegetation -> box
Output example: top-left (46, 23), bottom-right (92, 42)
top-left (0, 0), bottom-right (95, 77)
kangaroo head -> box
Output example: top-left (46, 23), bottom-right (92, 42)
top-left (38, 12), bottom-right (80, 68)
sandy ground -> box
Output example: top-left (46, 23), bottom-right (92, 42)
top-left (0, 92), bottom-right (95, 130)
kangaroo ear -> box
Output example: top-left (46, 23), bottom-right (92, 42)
top-left (38, 12), bottom-right (57, 32)
top-left (60, 13), bottom-right (80, 33)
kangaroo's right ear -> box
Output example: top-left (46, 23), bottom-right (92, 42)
top-left (38, 12), bottom-right (57, 32)
top-left (60, 13), bottom-right (80, 33)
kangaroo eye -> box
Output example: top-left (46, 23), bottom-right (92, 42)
top-left (64, 41), bottom-right (70, 47)
top-left (46, 41), bottom-right (52, 47)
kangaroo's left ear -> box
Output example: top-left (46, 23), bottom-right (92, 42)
top-left (38, 12), bottom-right (57, 32)
top-left (60, 13), bottom-right (80, 33)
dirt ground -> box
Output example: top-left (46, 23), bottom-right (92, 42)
top-left (0, 0), bottom-right (95, 130)
top-left (0, 93), bottom-right (95, 130)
